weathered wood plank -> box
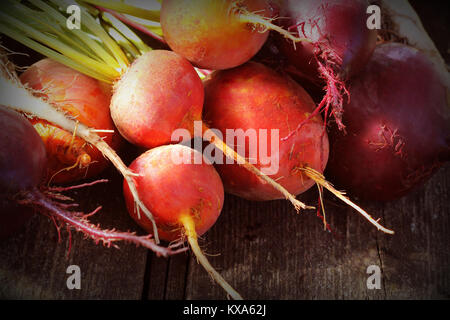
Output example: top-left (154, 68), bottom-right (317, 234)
top-left (379, 165), bottom-right (450, 299)
top-left (145, 253), bottom-right (169, 300)
top-left (184, 165), bottom-right (449, 299)
top-left (165, 254), bottom-right (190, 300)
top-left (184, 190), bottom-right (379, 299)
top-left (145, 252), bottom-right (190, 300)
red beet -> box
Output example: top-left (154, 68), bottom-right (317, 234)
top-left (274, 0), bottom-right (377, 129)
top-left (160, 0), bottom-right (271, 70)
top-left (123, 145), bottom-right (224, 242)
top-left (326, 43), bottom-right (450, 201)
top-left (203, 62), bottom-right (393, 233)
top-left (203, 62), bottom-right (329, 201)
top-left (123, 145), bottom-right (242, 299)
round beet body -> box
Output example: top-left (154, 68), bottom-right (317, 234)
top-left (123, 145), bottom-right (224, 242)
top-left (110, 50), bottom-right (204, 149)
top-left (203, 62), bottom-right (329, 201)
top-left (0, 107), bottom-right (47, 239)
top-left (326, 43), bottom-right (450, 201)
top-left (20, 59), bottom-right (118, 184)
top-left (161, 0), bottom-right (270, 70)
top-left (0, 107), bottom-right (47, 193)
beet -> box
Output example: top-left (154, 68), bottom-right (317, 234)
top-left (326, 43), bottom-right (450, 201)
top-left (110, 50), bottom-right (204, 149)
top-left (20, 58), bottom-right (119, 184)
top-left (0, 107), bottom-right (47, 193)
top-left (123, 145), bottom-right (224, 242)
top-left (160, 0), bottom-right (271, 70)
top-left (123, 145), bottom-right (242, 299)
top-left (274, 0), bottom-right (377, 129)
top-left (203, 61), bottom-right (393, 233)
top-left (203, 61), bottom-right (329, 201)
top-left (0, 107), bottom-right (46, 239)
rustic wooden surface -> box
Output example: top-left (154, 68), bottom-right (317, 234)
top-left (0, 1), bottom-right (449, 300)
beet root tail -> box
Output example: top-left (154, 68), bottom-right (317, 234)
top-left (17, 188), bottom-right (186, 257)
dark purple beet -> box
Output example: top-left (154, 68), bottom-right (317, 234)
top-left (276, 0), bottom-right (377, 79)
top-left (0, 107), bottom-right (47, 239)
top-left (271, 0), bottom-right (377, 131)
top-left (0, 107), bottom-right (47, 193)
top-left (326, 43), bottom-right (450, 201)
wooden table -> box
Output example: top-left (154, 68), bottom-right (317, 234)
top-left (0, 1), bottom-right (449, 300)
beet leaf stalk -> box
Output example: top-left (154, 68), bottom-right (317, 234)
top-left (80, 0), bottom-right (165, 43)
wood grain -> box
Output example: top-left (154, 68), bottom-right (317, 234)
top-left (183, 165), bottom-right (450, 299)
top-left (380, 166), bottom-right (450, 299)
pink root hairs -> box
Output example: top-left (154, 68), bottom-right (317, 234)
top-left (16, 185), bottom-right (186, 257)
top-left (282, 43), bottom-right (350, 142)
